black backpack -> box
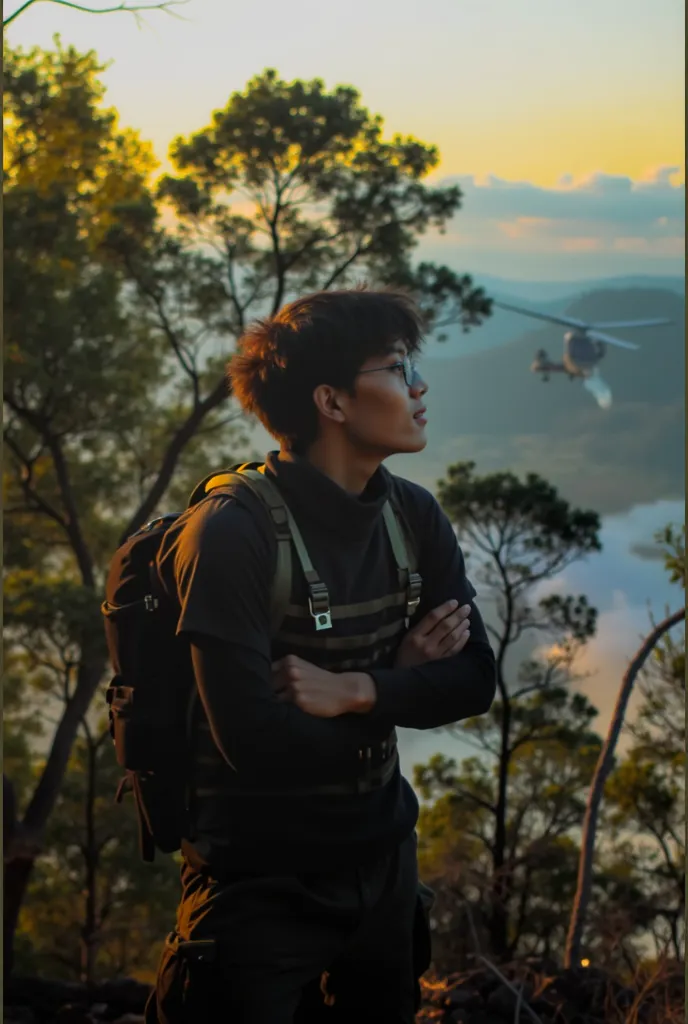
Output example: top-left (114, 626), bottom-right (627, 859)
top-left (102, 463), bottom-right (421, 862)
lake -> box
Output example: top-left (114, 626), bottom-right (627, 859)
top-left (397, 498), bottom-right (685, 783)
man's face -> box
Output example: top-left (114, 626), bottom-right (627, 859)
top-left (337, 343), bottom-right (429, 457)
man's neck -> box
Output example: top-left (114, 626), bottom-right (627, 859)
top-left (300, 437), bottom-right (384, 496)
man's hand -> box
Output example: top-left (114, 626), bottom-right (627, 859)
top-left (394, 599), bottom-right (472, 669)
top-left (272, 655), bottom-right (375, 718)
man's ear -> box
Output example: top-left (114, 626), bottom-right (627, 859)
top-left (312, 384), bottom-right (347, 424)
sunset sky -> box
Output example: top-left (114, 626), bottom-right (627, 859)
top-left (6, 0), bottom-right (685, 279)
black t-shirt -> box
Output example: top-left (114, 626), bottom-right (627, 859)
top-left (156, 451), bottom-right (495, 872)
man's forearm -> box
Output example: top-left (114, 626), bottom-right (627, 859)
top-left (362, 642), bottom-right (496, 730)
top-left (191, 637), bottom-right (392, 774)
top-left (342, 672), bottom-right (378, 714)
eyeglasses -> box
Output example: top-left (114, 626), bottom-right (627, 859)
top-left (357, 355), bottom-right (420, 389)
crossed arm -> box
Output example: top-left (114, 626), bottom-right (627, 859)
top-left (273, 598), bottom-right (480, 718)
top-left (173, 494), bottom-right (496, 773)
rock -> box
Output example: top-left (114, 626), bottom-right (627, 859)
top-left (529, 995), bottom-right (557, 1018)
top-left (92, 980), bottom-right (150, 1013)
top-left (486, 980), bottom-right (536, 1016)
top-left (448, 1011), bottom-right (470, 1024)
top-left (454, 1013), bottom-right (491, 1024)
top-left (54, 1006), bottom-right (96, 1024)
top-left (446, 987), bottom-right (481, 1010)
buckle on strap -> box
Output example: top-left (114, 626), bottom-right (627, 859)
top-left (406, 572), bottom-right (422, 619)
top-left (308, 581), bottom-right (332, 631)
top-left (268, 504), bottom-right (291, 539)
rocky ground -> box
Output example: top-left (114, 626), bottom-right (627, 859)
top-left (417, 958), bottom-right (684, 1024)
top-left (4, 958), bottom-right (684, 1023)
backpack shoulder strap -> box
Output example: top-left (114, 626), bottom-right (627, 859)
top-left (382, 493), bottom-right (422, 623)
top-left (239, 469), bottom-right (333, 632)
top-left (189, 464), bottom-right (333, 634)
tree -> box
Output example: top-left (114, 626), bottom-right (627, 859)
top-left (3, 0), bottom-right (186, 30)
top-left (429, 462), bottom-right (601, 956)
top-left (415, 692), bottom-right (603, 969)
top-left (565, 525), bottom-right (685, 967)
top-left (2, 39), bottom-right (246, 969)
top-left (3, 45), bottom-right (491, 969)
top-left (149, 66), bottom-right (490, 335)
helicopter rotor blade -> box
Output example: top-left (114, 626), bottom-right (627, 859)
top-left (589, 318), bottom-right (672, 330)
top-left (588, 330), bottom-right (640, 350)
top-left (493, 301), bottom-right (589, 330)
top-left (583, 370), bottom-right (613, 410)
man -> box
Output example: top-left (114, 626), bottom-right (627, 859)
top-left (147, 288), bottom-right (496, 1023)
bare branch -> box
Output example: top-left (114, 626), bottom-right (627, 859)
top-left (4, 0), bottom-right (189, 29)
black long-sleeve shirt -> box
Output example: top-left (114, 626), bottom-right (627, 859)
top-left (157, 450), bottom-right (495, 870)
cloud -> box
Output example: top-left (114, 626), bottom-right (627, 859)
top-left (423, 167), bottom-right (685, 261)
top-left (443, 166), bottom-right (684, 223)
top-left (528, 499), bottom-right (684, 730)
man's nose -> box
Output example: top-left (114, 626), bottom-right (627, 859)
top-left (410, 369), bottom-right (428, 396)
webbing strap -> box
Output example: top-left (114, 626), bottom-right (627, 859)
top-left (382, 502), bottom-right (410, 570)
top-left (234, 470), bottom-right (296, 635)
top-left (200, 466), bottom-right (293, 634)
top-left (382, 501), bottom-right (422, 620)
top-left (204, 466), bottom-right (332, 632)
top-left (239, 469), bottom-right (332, 631)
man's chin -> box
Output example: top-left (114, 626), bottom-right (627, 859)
top-left (390, 433), bottom-right (428, 456)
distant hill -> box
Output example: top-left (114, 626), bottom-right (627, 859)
top-left (422, 275), bottom-right (685, 358)
top-left (473, 273), bottom-right (685, 305)
top-left (386, 287), bottom-right (685, 515)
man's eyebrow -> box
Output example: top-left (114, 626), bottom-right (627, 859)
top-left (387, 341), bottom-right (408, 357)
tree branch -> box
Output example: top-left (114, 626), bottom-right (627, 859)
top-left (565, 604), bottom-right (686, 967)
top-left (46, 433), bottom-right (96, 589)
top-left (3, 431), bottom-right (68, 531)
top-left (4, 0), bottom-right (188, 29)
top-left (118, 372), bottom-right (230, 543)
top-left (318, 242), bottom-right (366, 291)
top-left (124, 255), bottom-right (199, 399)
top-left (452, 786), bottom-right (497, 815)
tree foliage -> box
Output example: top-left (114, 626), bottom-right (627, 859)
top-left (153, 68), bottom-right (491, 335)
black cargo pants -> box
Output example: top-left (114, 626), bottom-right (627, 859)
top-left (145, 831), bottom-right (431, 1023)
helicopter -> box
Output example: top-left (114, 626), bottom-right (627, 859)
top-left (493, 301), bottom-right (673, 409)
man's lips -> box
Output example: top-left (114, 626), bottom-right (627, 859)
top-left (413, 407), bottom-right (427, 423)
